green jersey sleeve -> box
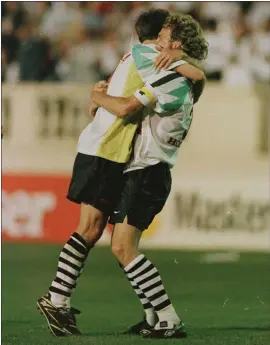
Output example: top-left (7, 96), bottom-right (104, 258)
top-left (131, 44), bottom-right (186, 82)
top-left (134, 72), bottom-right (193, 113)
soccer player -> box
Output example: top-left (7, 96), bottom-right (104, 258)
top-left (91, 14), bottom-right (208, 339)
top-left (37, 9), bottom-right (204, 337)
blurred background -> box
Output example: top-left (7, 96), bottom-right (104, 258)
top-left (1, 2), bottom-right (269, 344)
top-left (1, 0), bottom-right (269, 249)
top-left (1, 1), bottom-right (270, 85)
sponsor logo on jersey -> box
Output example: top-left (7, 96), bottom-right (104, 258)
top-left (167, 137), bottom-right (181, 148)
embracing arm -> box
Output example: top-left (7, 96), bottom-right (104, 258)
top-left (177, 56), bottom-right (206, 103)
top-left (154, 48), bottom-right (205, 81)
top-left (92, 91), bottom-right (143, 118)
top-left (174, 63), bottom-right (205, 81)
top-left (161, 52), bottom-right (206, 103)
top-left (176, 53), bottom-right (206, 81)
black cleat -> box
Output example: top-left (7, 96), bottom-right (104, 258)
top-left (37, 294), bottom-right (81, 337)
top-left (124, 313), bottom-right (158, 335)
top-left (141, 320), bottom-right (188, 339)
top-left (124, 320), bottom-right (153, 335)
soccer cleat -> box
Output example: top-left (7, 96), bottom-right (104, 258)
top-left (141, 320), bottom-right (188, 339)
top-left (124, 313), bottom-right (158, 335)
top-left (37, 294), bottom-right (81, 337)
top-left (124, 319), bottom-right (153, 335)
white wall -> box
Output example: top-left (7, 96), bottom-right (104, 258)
top-left (2, 83), bottom-right (264, 173)
top-left (2, 84), bottom-right (269, 251)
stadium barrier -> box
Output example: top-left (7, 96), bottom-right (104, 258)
top-left (2, 84), bottom-right (269, 251)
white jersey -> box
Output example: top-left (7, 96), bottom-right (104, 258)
top-left (125, 71), bottom-right (194, 172)
top-left (77, 44), bottom-right (184, 163)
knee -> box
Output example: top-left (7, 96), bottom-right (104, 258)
top-left (111, 242), bottom-right (126, 263)
top-left (111, 242), bottom-right (137, 266)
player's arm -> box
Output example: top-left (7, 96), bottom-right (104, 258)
top-left (174, 64), bottom-right (205, 81)
top-left (92, 91), bottom-right (143, 118)
top-left (158, 50), bottom-right (206, 103)
top-left (92, 69), bottom-right (192, 118)
top-left (155, 48), bottom-right (205, 81)
top-left (132, 44), bottom-right (205, 105)
top-left (92, 72), bottom-right (189, 118)
top-left (132, 44), bottom-right (204, 84)
top-left (176, 58), bottom-right (206, 103)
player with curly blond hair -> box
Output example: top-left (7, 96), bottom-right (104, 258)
top-left (91, 13), bottom-right (208, 339)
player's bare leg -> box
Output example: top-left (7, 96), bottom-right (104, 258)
top-left (37, 203), bottom-right (108, 336)
top-left (111, 218), bottom-right (186, 338)
top-left (111, 219), bottom-right (156, 333)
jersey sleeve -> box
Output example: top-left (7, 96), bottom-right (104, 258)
top-left (134, 71), bottom-right (192, 113)
top-left (131, 44), bottom-right (186, 83)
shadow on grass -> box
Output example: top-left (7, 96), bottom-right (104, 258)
top-left (82, 325), bottom-right (270, 337)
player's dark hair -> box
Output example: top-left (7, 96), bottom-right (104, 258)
top-left (135, 9), bottom-right (169, 43)
top-left (165, 14), bottom-right (209, 60)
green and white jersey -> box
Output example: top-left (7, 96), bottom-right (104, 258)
top-left (125, 71), bottom-right (194, 172)
top-left (77, 44), bottom-right (184, 163)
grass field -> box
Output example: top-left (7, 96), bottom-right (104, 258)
top-left (2, 244), bottom-right (270, 345)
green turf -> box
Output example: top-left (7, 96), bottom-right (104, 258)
top-left (2, 244), bottom-right (270, 345)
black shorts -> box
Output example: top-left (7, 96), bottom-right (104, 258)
top-left (109, 162), bottom-right (171, 231)
top-left (67, 153), bottom-right (125, 214)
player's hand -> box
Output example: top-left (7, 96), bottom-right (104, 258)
top-left (92, 80), bottom-right (108, 93)
top-left (90, 81), bottom-right (108, 117)
top-left (89, 102), bottom-right (99, 118)
top-left (155, 49), bottom-right (183, 71)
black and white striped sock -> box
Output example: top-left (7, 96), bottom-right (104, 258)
top-left (124, 254), bottom-right (180, 325)
top-left (120, 261), bottom-right (156, 326)
top-left (129, 279), bottom-right (156, 326)
top-left (49, 232), bottom-right (91, 308)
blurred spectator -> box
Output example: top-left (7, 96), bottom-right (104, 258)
top-left (130, 1), bottom-right (152, 17)
top-left (2, 48), bottom-right (8, 82)
top-left (98, 31), bottom-right (123, 81)
top-left (82, 2), bottom-right (106, 35)
top-left (223, 9), bottom-right (252, 85)
top-left (2, 2), bottom-right (28, 32)
top-left (2, 16), bottom-right (19, 64)
top-left (250, 17), bottom-right (270, 154)
top-left (224, 9), bottom-right (251, 85)
top-left (247, 2), bottom-right (270, 30)
top-left (200, 1), bottom-right (240, 23)
top-left (171, 1), bottom-right (195, 13)
top-left (1, 1), bottom-right (268, 85)
top-left (96, 1), bottom-right (115, 14)
top-left (153, 1), bottom-right (197, 16)
top-left (250, 17), bottom-right (270, 82)
top-left (55, 40), bottom-right (72, 82)
top-left (204, 19), bottom-right (225, 81)
top-left (61, 26), bottom-right (100, 83)
top-left (25, 2), bottom-right (52, 30)
top-left (1, 45), bottom-right (19, 83)
top-left (39, 2), bottom-right (82, 42)
top-left (17, 24), bottom-right (51, 81)
top-left (238, 1), bottom-right (253, 15)
top-left (105, 3), bottom-right (133, 52)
